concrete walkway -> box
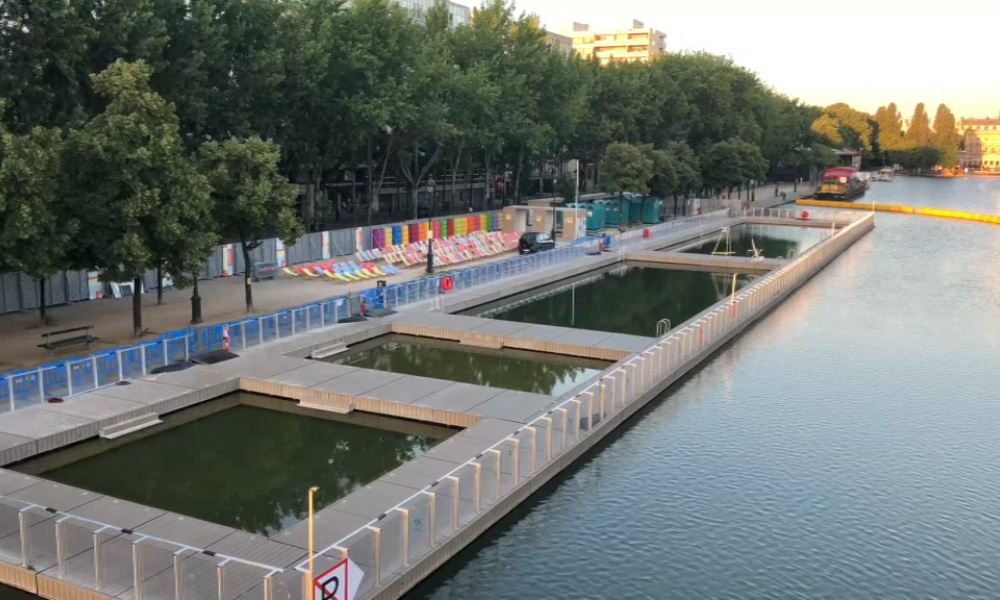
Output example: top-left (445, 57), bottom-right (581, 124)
top-left (0, 183), bottom-right (807, 371)
top-left (0, 254), bottom-right (511, 370)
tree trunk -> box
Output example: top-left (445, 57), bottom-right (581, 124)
top-left (367, 139), bottom-right (375, 225)
top-left (132, 276), bottom-right (143, 337)
top-left (242, 241), bottom-right (254, 313)
top-left (38, 277), bottom-right (47, 326)
top-left (156, 264), bottom-right (164, 305)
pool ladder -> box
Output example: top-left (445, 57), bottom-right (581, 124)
top-left (656, 318), bottom-right (672, 337)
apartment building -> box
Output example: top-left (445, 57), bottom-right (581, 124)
top-left (564, 19), bottom-right (666, 64)
top-left (957, 115), bottom-right (1000, 171)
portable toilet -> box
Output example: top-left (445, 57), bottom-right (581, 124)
top-left (585, 201), bottom-right (606, 230)
top-left (641, 195), bottom-right (662, 224)
top-left (603, 198), bottom-right (621, 227)
top-left (615, 194), bottom-right (632, 226)
top-left (627, 193), bottom-right (645, 225)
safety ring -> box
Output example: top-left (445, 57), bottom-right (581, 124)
top-left (441, 275), bottom-right (454, 291)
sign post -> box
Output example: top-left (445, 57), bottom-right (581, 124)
top-left (313, 557), bottom-right (364, 600)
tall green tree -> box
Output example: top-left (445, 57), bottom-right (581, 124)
top-left (200, 136), bottom-right (302, 313)
top-left (64, 60), bottom-right (213, 337)
top-left (874, 103), bottom-right (906, 152)
top-left (932, 103), bottom-right (959, 167)
top-left (905, 103), bottom-right (932, 146)
top-left (0, 0), bottom-right (94, 133)
top-left (0, 119), bottom-right (75, 324)
top-left (601, 142), bottom-right (652, 223)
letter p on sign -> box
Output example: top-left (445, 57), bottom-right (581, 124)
top-left (313, 557), bottom-right (364, 600)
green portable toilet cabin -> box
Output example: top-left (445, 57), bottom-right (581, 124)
top-left (640, 195), bottom-right (662, 224)
top-left (584, 201), bottom-right (606, 230)
top-left (602, 198), bottom-right (621, 226)
top-left (626, 193), bottom-right (645, 225)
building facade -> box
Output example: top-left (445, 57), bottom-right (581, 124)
top-left (957, 115), bottom-right (1000, 171)
top-left (394, 0), bottom-right (471, 26)
top-left (563, 19), bottom-right (666, 64)
top-left (545, 31), bottom-right (574, 54)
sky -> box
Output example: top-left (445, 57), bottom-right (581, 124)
top-left (512, 0), bottom-right (1000, 120)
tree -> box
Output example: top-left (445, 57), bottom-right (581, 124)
top-left (0, 0), bottom-right (94, 133)
top-left (397, 1), bottom-right (456, 219)
top-left (905, 103), bottom-right (932, 146)
top-left (899, 145), bottom-right (941, 171)
top-left (700, 139), bottom-right (745, 191)
top-left (665, 141), bottom-right (701, 198)
top-left (200, 136), bottom-right (302, 313)
top-left (647, 146), bottom-right (679, 199)
top-left (63, 60), bottom-right (213, 337)
top-left (874, 103), bottom-right (906, 152)
top-left (0, 118), bottom-right (74, 324)
top-left (811, 114), bottom-right (842, 146)
top-left (932, 103), bottom-right (959, 167)
top-left (601, 142), bottom-right (652, 224)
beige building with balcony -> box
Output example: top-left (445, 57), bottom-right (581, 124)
top-left (957, 115), bottom-right (1000, 171)
top-left (564, 20), bottom-right (666, 64)
top-left (545, 31), bottom-right (574, 54)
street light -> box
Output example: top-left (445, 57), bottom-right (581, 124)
top-left (308, 486), bottom-right (320, 582)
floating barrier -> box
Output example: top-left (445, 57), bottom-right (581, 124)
top-left (796, 198), bottom-right (1000, 225)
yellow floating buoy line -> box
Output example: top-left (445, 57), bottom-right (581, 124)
top-left (796, 198), bottom-right (1000, 225)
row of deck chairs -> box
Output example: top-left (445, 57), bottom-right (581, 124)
top-left (281, 259), bottom-right (400, 282)
top-left (357, 231), bottom-right (520, 269)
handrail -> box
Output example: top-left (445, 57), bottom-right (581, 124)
top-left (297, 208), bottom-right (872, 592)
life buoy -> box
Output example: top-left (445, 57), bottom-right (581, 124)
top-left (441, 275), bottom-right (454, 291)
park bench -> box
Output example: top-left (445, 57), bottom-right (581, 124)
top-left (38, 325), bottom-right (95, 355)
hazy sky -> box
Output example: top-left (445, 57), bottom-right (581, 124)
top-left (513, 0), bottom-right (1000, 119)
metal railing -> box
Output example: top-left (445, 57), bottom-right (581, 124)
top-left (0, 211), bottom-right (731, 411)
top-left (294, 209), bottom-right (872, 600)
top-left (0, 492), bottom-right (294, 600)
top-left (0, 209), bottom-right (869, 600)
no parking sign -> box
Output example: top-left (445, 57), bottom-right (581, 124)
top-left (313, 557), bottom-right (364, 600)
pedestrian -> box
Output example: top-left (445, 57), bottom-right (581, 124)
top-left (775, 185), bottom-right (779, 197)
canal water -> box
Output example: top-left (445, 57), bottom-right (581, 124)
top-left (408, 177), bottom-right (1000, 599)
top-left (468, 264), bottom-right (754, 338)
top-left (325, 334), bottom-right (609, 396)
top-left (678, 223), bottom-right (831, 258)
top-left (13, 393), bottom-right (453, 537)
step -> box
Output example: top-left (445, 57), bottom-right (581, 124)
top-left (311, 343), bottom-right (348, 360)
top-left (99, 413), bottom-right (163, 439)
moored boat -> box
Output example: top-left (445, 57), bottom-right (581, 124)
top-left (813, 166), bottom-right (866, 201)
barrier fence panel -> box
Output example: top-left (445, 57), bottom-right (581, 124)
top-left (291, 211), bottom-right (873, 600)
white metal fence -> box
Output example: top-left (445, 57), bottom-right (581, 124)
top-left (294, 209), bottom-right (873, 599)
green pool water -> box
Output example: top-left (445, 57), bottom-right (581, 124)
top-left (14, 393), bottom-right (454, 536)
top-left (679, 223), bottom-right (832, 258)
top-left (326, 334), bottom-right (609, 396)
top-left (466, 264), bottom-right (754, 338)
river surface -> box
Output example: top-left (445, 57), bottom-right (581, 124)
top-left (408, 176), bottom-right (1000, 599)
top-left (327, 334), bottom-right (609, 396)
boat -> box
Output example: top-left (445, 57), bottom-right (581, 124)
top-left (872, 167), bottom-right (895, 182)
top-left (813, 167), bottom-right (866, 201)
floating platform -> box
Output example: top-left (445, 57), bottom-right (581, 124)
top-left (0, 209), bottom-right (874, 600)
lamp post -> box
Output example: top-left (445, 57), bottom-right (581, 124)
top-left (426, 226), bottom-right (435, 274)
top-left (308, 486), bottom-right (319, 583)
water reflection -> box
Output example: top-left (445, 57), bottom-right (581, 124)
top-left (679, 223), bottom-right (831, 258)
top-left (469, 264), bottom-right (754, 337)
top-left (407, 177), bottom-right (1000, 600)
top-left (329, 334), bottom-right (609, 396)
top-left (15, 393), bottom-right (451, 536)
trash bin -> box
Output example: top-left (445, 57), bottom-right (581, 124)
top-left (603, 234), bottom-right (612, 249)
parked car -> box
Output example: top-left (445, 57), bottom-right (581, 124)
top-left (518, 232), bottom-right (555, 254)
